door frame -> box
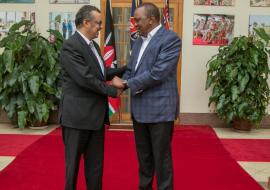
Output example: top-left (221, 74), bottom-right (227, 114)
top-left (100, 0), bottom-right (183, 124)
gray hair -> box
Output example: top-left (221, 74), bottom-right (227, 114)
top-left (75, 5), bottom-right (100, 27)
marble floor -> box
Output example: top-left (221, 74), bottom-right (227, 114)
top-left (0, 124), bottom-right (269, 189)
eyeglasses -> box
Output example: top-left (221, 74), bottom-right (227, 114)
top-left (84, 19), bottom-right (102, 26)
top-left (93, 20), bottom-right (102, 26)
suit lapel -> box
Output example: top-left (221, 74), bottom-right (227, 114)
top-left (134, 27), bottom-right (165, 74)
top-left (75, 32), bottom-right (105, 79)
top-left (131, 38), bottom-right (143, 76)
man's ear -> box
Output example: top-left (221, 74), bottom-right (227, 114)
top-left (149, 16), bottom-right (155, 25)
top-left (83, 19), bottom-right (90, 28)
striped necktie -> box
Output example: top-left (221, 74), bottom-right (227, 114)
top-left (89, 41), bottom-right (104, 75)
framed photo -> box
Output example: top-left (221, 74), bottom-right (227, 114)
top-left (250, 0), bottom-right (270, 7)
top-left (0, 0), bottom-right (34, 3)
top-left (193, 14), bottom-right (235, 46)
top-left (49, 0), bottom-right (89, 3)
top-left (194, 0), bottom-right (235, 6)
top-left (0, 11), bottom-right (35, 39)
top-left (249, 15), bottom-right (270, 46)
top-left (49, 12), bottom-right (75, 39)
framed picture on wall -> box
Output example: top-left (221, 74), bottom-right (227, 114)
top-left (249, 15), bottom-right (270, 46)
top-left (193, 14), bottom-right (234, 46)
top-left (250, 0), bottom-right (270, 7)
top-left (0, 0), bottom-right (34, 2)
top-left (49, 12), bottom-right (75, 39)
top-left (49, 0), bottom-right (89, 3)
top-left (0, 11), bottom-right (35, 39)
top-left (194, 0), bottom-right (235, 6)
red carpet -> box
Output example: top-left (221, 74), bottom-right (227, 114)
top-left (221, 139), bottom-right (270, 162)
top-left (0, 134), bottom-right (42, 156)
top-left (0, 126), bottom-right (263, 190)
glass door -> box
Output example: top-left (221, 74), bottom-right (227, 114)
top-left (100, 0), bottom-right (183, 124)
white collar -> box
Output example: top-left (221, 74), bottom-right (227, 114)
top-left (141, 24), bottom-right (162, 41)
top-left (77, 30), bottom-right (93, 46)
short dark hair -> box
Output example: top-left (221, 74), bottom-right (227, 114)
top-left (138, 3), bottom-right (160, 23)
top-left (75, 5), bottom-right (100, 27)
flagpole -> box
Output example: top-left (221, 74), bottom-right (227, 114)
top-left (104, 0), bottom-right (121, 119)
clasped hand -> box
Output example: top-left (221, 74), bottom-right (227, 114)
top-left (112, 76), bottom-right (125, 96)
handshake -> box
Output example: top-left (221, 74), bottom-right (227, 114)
top-left (111, 76), bottom-right (127, 96)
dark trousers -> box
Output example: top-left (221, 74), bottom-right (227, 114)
top-left (62, 126), bottom-right (105, 190)
top-left (133, 120), bottom-right (174, 190)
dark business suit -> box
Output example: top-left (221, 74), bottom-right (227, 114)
top-left (123, 26), bottom-right (181, 190)
top-left (59, 31), bottom-right (125, 190)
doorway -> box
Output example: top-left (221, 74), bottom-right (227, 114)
top-left (100, 0), bottom-right (183, 124)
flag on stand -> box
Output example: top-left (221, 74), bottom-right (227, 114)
top-left (103, 0), bottom-right (120, 116)
top-left (163, 0), bottom-right (170, 29)
top-left (130, 0), bottom-right (142, 47)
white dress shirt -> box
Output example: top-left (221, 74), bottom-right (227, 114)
top-left (135, 24), bottom-right (162, 71)
top-left (77, 30), bottom-right (104, 75)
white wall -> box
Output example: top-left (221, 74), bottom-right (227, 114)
top-left (1, 0), bottom-right (270, 115)
top-left (181, 0), bottom-right (270, 113)
top-left (0, 0), bottom-right (100, 38)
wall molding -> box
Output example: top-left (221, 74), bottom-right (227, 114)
top-left (1, 111), bottom-right (270, 129)
top-left (179, 113), bottom-right (270, 128)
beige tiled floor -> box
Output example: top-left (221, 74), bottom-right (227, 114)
top-left (0, 124), bottom-right (58, 172)
top-left (214, 127), bottom-right (270, 139)
top-left (214, 128), bottom-right (270, 190)
top-left (0, 156), bottom-right (15, 171)
top-left (0, 123), bottom-right (57, 135)
top-left (0, 125), bottom-right (269, 189)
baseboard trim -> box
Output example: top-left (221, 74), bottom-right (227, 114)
top-left (179, 113), bottom-right (270, 128)
top-left (0, 111), bottom-right (9, 123)
top-left (1, 110), bottom-right (270, 129)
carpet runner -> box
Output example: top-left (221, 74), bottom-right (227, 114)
top-left (0, 134), bottom-right (42, 156)
top-left (221, 139), bottom-right (270, 162)
top-left (0, 125), bottom-right (263, 190)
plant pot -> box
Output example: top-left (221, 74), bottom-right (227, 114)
top-left (232, 118), bottom-right (254, 132)
top-left (28, 121), bottom-right (48, 130)
top-left (48, 109), bottom-right (59, 124)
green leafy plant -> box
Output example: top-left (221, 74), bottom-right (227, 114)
top-left (0, 20), bottom-right (63, 128)
top-left (205, 28), bottom-right (270, 127)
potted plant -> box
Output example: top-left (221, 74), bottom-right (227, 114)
top-left (205, 28), bottom-right (270, 131)
top-left (0, 20), bottom-right (63, 128)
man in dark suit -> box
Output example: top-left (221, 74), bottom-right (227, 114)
top-left (59, 5), bottom-right (125, 190)
top-left (113, 3), bottom-right (181, 190)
